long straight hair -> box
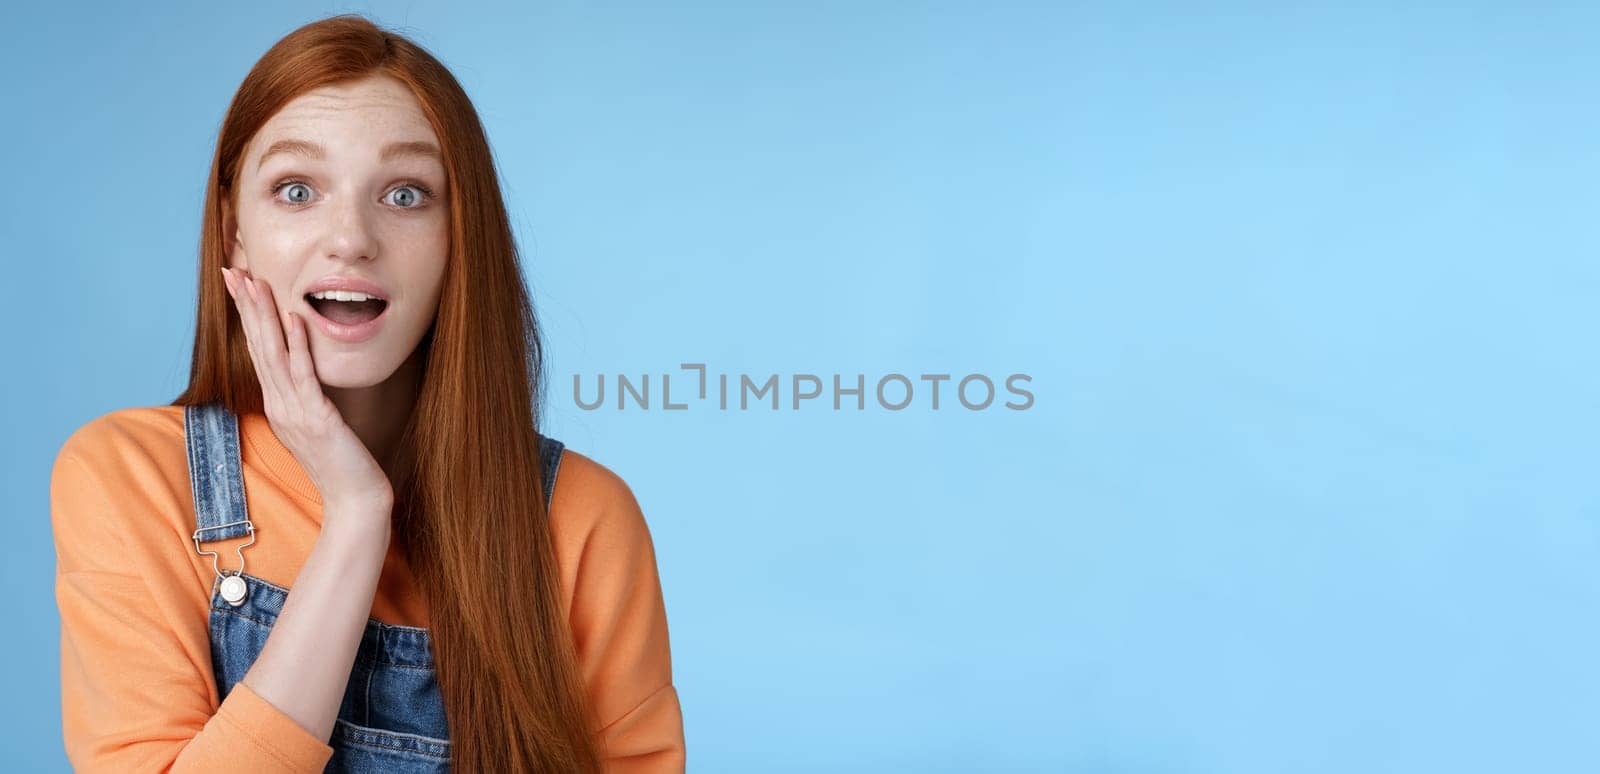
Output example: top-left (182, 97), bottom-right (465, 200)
top-left (171, 14), bottom-right (603, 772)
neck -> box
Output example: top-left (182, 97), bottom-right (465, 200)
top-left (321, 345), bottom-right (425, 487)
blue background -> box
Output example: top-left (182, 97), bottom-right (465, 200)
top-left (4, 2), bottom-right (1598, 771)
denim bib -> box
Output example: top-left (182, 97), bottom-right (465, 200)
top-left (185, 402), bottom-right (563, 772)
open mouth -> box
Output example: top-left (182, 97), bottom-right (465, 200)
top-left (305, 294), bottom-right (389, 326)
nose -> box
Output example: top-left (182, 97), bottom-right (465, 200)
top-left (322, 188), bottom-right (377, 263)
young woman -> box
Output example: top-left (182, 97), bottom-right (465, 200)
top-left (49, 15), bottom-right (684, 773)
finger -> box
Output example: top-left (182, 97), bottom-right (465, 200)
top-left (223, 268), bottom-right (261, 363)
top-left (231, 269), bottom-right (265, 362)
top-left (248, 275), bottom-right (290, 364)
top-left (245, 274), bottom-right (294, 411)
top-left (222, 266), bottom-right (243, 314)
top-left (285, 311), bottom-right (321, 399)
top-left (221, 268), bottom-right (247, 357)
top-left (230, 269), bottom-right (286, 416)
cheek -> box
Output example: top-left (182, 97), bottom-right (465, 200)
top-left (241, 205), bottom-right (314, 257)
top-left (234, 219), bottom-right (302, 303)
top-left (395, 215), bottom-right (449, 300)
top-left (399, 209), bottom-right (449, 248)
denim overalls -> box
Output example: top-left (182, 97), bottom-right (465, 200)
top-left (184, 402), bottom-right (564, 772)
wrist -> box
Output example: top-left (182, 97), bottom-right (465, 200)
top-left (317, 500), bottom-right (394, 544)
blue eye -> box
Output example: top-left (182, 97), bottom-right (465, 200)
top-left (274, 181), bottom-right (313, 205)
top-left (387, 185), bottom-right (427, 208)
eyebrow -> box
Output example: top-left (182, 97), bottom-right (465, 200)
top-left (256, 138), bottom-right (443, 170)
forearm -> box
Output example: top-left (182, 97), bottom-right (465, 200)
top-left (239, 502), bottom-right (392, 742)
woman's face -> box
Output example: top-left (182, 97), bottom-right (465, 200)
top-left (224, 74), bottom-right (449, 389)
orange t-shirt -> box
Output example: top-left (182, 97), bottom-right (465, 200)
top-left (50, 405), bottom-right (685, 772)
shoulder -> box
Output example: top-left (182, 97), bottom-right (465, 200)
top-left (50, 405), bottom-right (190, 569)
top-left (548, 447), bottom-right (646, 533)
top-left (54, 404), bottom-right (186, 473)
top-left (545, 446), bottom-right (659, 567)
top-left (52, 404), bottom-right (187, 504)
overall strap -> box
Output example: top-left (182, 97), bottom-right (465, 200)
top-left (184, 402), bottom-right (256, 556)
top-left (537, 432), bottom-right (564, 510)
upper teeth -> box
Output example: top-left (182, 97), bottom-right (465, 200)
top-left (310, 290), bottom-right (380, 302)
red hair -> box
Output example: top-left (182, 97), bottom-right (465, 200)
top-left (172, 14), bottom-right (603, 772)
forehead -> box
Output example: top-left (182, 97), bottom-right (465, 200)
top-left (249, 75), bottom-right (438, 161)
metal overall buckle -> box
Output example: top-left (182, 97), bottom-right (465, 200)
top-left (193, 519), bottom-right (256, 606)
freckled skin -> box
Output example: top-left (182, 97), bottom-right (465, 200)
top-left (224, 74), bottom-right (449, 394)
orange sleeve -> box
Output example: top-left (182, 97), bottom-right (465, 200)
top-left (52, 451), bottom-right (334, 773)
top-left (559, 454), bottom-right (687, 773)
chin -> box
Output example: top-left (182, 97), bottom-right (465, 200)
top-left (313, 356), bottom-right (402, 389)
